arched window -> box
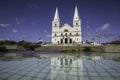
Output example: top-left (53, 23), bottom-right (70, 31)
top-left (64, 29), bottom-right (68, 32)
top-left (69, 33), bottom-right (72, 36)
top-left (61, 33), bottom-right (63, 36)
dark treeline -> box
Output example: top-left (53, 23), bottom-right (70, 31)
top-left (0, 40), bottom-right (42, 51)
top-left (0, 40), bottom-right (42, 45)
top-left (109, 40), bottom-right (120, 45)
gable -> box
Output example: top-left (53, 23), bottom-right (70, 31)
top-left (60, 23), bottom-right (75, 32)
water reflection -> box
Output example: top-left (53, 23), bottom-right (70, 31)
top-left (50, 54), bottom-right (120, 80)
top-left (0, 52), bottom-right (120, 80)
top-left (51, 56), bottom-right (83, 80)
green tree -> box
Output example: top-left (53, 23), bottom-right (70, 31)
top-left (110, 40), bottom-right (120, 45)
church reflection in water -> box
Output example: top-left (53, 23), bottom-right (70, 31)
top-left (50, 56), bottom-right (84, 80)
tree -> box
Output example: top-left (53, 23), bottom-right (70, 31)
top-left (110, 40), bottom-right (120, 45)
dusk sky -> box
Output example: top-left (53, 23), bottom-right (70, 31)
top-left (0, 0), bottom-right (120, 42)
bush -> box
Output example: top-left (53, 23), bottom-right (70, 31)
top-left (83, 47), bottom-right (92, 52)
top-left (0, 46), bottom-right (8, 52)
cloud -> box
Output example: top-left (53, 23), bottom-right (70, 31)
top-left (0, 38), bottom-right (10, 41)
top-left (100, 23), bottom-right (111, 30)
top-left (17, 22), bottom-right (21, 24)
top-left (16, 17), bottom-right (19, 20)
top-left (44, 30), bottom-right (48, 33)
top-left (96, 23), bottom-right (111, 32)
top-left (0, 24), bottom-right (10, 27)
top-left (19, 35), bottom-right (33, 39)
top-left (46, 34), bottom-right (51, 38)
top-left (19, 35), bottom-right (28, 39)
top-left (12, 29), bottom-right (18, 33)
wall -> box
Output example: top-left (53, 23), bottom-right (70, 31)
top-left (5, 45), bottom-right (17, 50)
top-left (103, 44), bottom-right (120, 53)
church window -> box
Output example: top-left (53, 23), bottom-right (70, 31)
top-left (64, 29), bottom-right (68, 32)
top-left (76, 33), bottom-right (78, 36)
top-left (61, 33), bottom-right (63, 36)
top-left (76, 23), bottom-right (78, 25)
top-left (70, 33), bottom-right (72, 36)
top-left (55, 34), bottom-right (57, 36)
top-left (65, 33), bottom-right (67, 36)
top-left (55, 24), bottom-right (57, 26)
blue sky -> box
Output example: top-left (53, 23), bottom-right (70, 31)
top-left (0, 0), bottom-right (120, 42)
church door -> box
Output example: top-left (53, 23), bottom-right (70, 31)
top-left (70, 39), bottom-right (72, 44)
top-left (65, 38), bottom-right (68, 44)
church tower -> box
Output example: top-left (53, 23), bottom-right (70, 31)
top-left (52, 7), bottom-right (60, 44)
top-left (73, 6), bottom-right (82, 43)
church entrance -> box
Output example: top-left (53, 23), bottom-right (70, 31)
top-left (60, 38), bottom-right (73, 44)
top-left (65, 38), bottom-right (68, 44)
top-left (70, 38), bottom-right (72, 44)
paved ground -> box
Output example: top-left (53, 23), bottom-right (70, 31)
top-left (0, 57), bottom-right (120, 80)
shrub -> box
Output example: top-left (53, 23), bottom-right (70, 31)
top-left (83, 47), bottom-right (92, 52)
top-left (0, 46), bottom-right (8, 52)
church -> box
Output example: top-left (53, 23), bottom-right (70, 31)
top-left (52, 6), bottom-right (82, 45)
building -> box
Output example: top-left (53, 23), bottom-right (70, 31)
top-left (52, 6), bottom-right (82, 45)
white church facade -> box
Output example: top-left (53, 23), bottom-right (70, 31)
top-left (52, 6), bottom-right (82, 45)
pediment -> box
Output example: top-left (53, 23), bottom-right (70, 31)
top-left (60, 23), bottom-right (74, 31)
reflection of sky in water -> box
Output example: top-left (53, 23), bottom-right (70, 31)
top-left (0, 53), bottom-right (120, 80)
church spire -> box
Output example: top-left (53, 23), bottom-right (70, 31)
top-left (54, 7), bottom-right (60, 21)
top-left (73, 6), bottom-right (80, 20)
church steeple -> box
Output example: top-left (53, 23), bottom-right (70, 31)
top-left (73, 6), bottom-right (80, 20)
top-left (52, 7), bottom-right (60, 27)
top-left (54, 7), bottom-right (60, 21)
top-left (73, 6), bottom-right (81, 27)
